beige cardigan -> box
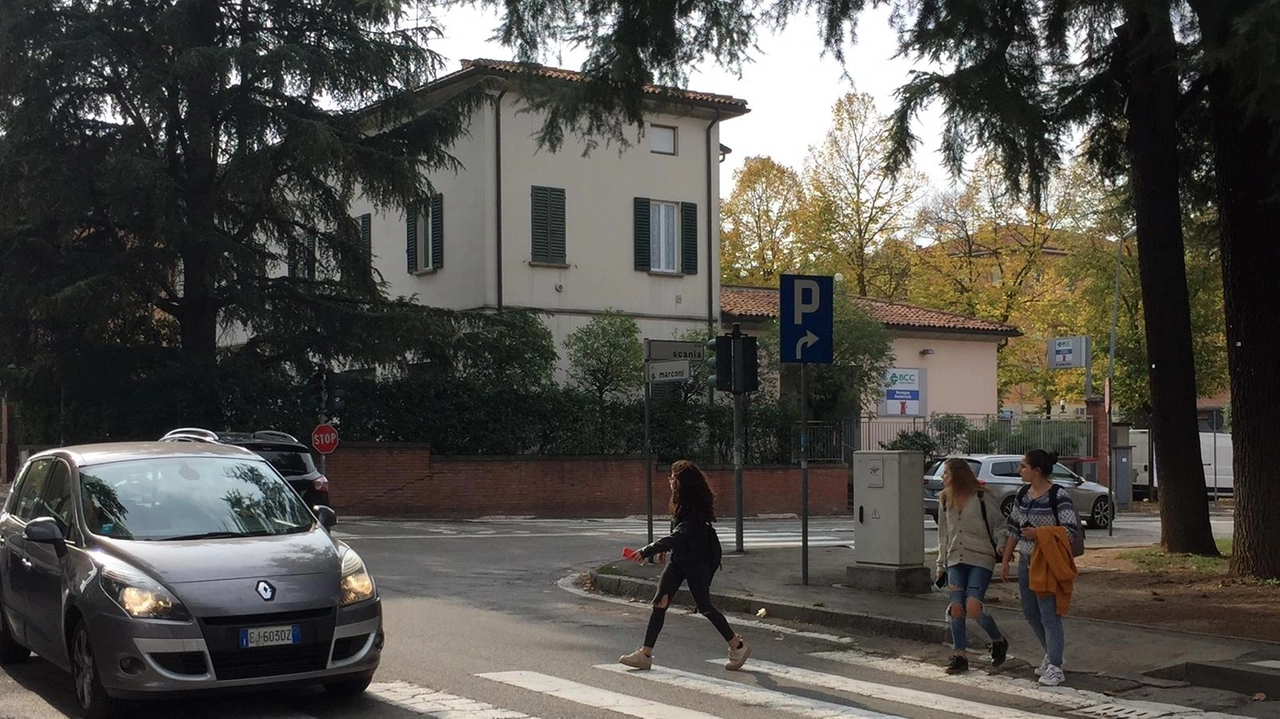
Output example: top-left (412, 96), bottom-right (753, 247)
top-left (935, 489), bottom-right (1006, 573)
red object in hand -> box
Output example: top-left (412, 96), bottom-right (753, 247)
top-left (623, 548), bottom-right (639, 560)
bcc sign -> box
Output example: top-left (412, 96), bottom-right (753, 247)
top-left (312, 423), bottom-right (340, 455)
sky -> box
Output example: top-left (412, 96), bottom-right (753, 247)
top-left (427, 4), bottom-right (955, 195)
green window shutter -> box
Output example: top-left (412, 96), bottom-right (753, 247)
top-left (531, 186), bottom-right (550, 262)
top-left (406, 206), bottom-right (418, 273)
top-left (431, 193), bottom-right (445, 269)
top-left (287, 239), bottom-right (299, 278)
top-left (681, 201), bottom-right (698, 275)
top-left (548, 187), bottom-right (565, 264)
top-left (360, 213), bottom-right (372, 268)
top-left (305, 233), bottom-right (317, 280)
top-left (532, 186), bottom-right (565, 263)
top-left (634, 197), bottom-right (651, 271)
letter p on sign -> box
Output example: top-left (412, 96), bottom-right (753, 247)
top-left (793, 279), bottom-right (821, 325)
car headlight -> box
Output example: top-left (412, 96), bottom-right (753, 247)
top-left (339, 547), bottom-right (375, 606)
top-left (99, 564), bottom-right (191, 621)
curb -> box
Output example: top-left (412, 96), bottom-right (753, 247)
top-left (588, 572), bottom-right (946, 646)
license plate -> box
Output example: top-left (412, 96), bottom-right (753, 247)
top-left (239, 624), bottom-right (301, 649)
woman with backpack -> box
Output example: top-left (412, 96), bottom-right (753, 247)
top-left (619, 460), bottom-right (750, 671)
top-left (1001, 448), bottom-right (1082, 687)
top-left (935, 458), bottom-right (1010, 675)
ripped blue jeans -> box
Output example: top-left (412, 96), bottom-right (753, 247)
top-left (946, 564), bottom-right (1002, 653)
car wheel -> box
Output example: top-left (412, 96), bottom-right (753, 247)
top-left (1090, 496), bottom-right (1115, 529)
top-left (70, 619), bottom-right (126, 719)
top-left (324, 674), bottom-right (373, 696)
top-left (1000, 495), bottom-right (1016, 518)
top-left (0, 601), bottom-right (30, 664)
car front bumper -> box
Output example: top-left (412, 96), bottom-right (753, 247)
top-left (91, 599), bottom-right (382, 698)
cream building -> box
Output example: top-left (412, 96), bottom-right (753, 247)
top-left (346, 59), bottom-right (750, 357)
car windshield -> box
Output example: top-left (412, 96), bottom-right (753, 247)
top-left (253, 448), bottom-right (316, 476)
top-left (78, 457), bottom-right (314, 541)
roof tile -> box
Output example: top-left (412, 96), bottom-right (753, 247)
top-left (721, 285), bottom-right (1020, 336)
top-left (459, 59), bottom-right (750, 112)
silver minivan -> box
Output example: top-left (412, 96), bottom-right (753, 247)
top-left (923, 454), bottom-right (1115, 529)
top-left (0, 441), bottom-right (382, 718)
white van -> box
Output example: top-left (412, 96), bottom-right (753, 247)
top-left (1131, 429), bottom-right (1232, 500)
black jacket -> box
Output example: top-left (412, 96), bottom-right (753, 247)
top-left (639, 513), bottom-right (717, 575)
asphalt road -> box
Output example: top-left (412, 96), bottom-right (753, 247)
top-left (0, 513), bottom-right (1255, 719)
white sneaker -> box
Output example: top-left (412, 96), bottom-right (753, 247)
top-left (1034, 654), bottom-right (1051, 676)
top-left (725, 637), bottom-right (751, 671)
top-left (1039, 664), bottom-right (1065, 686)
top-left (619, 648), bottom-right (652, 670)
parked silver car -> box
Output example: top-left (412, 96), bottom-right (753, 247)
top-left (0, 441), bottom-right (382, 718)
top-left (923, 454), bottom-right (1115, 529)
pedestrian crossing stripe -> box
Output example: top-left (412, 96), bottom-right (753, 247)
top-left (370, 680), bottom-right (538, 718)
top-left (480, 670), bottom-right (722, 719)
top-left (594, 663), bottom-right (906, 718)
top-left (810, 650), bottom-right (1253, 719)
top-left (716, 659), bottom-right (1060, 719)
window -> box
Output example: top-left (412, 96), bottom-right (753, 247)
top-left (990, 461), bottom-right (1020, 478)
top-left (10, 458), bottom-right (54, 520)
top-left (287, 235), bottom-right (317, 280)
top-left (531, 186), bottom-right (566, 264)
top-left (650, 125), bottom-right (677, 155)
top-left (650, 201), bottom-right (679, 273)
top-left (35, 460), bottom-right (74, 534)
top-left (338, 214), bottom-right (372, 283)
top-left (633, 198), bottom-right (698, 275)
top-left (406, 194), bottom-right (444, 273)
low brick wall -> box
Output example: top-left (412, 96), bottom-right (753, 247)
top-left (322, 444), bottom-right (849, 518)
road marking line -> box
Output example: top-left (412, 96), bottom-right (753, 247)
top-left (370, 680), bottom-right (538, 718)
top-left (1249, 659), bottom-right (1280, 669)
top-left (714, 659), bottom-right (1059, 719)
top-left (595, 663), bottom-right (906, 718)
top-left (556, 575), bottom-right (855, 644)
top-left (811, 650), bottom-right (1252, 719)
top-left (479, 670), bottom-right (719, 718)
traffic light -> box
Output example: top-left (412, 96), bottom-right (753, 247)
top-left (706, 336), bottom-right (733, 391)
top-left (704, 330), bottom-right (759, 394)
top-left (306, 370), bottom-right (327, 413)
top-left (326, 386), bottom-right (346, 416)
top-left (735, 336), bottom-right (759, 394)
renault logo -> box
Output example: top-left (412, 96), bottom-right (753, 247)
top-left (255, 580), bottom-right (276, 601)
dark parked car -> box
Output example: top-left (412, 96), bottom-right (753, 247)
top-left (0, 442), bottom-right (381, 718)
top-left (160, 429), bottom-right (329, 508)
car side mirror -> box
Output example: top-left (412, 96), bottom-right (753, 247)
top-left (24, 517), bottom-right (68, 558)
top-left (313, 505), bottom-right (338, 530)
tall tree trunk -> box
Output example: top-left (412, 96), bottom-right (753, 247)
top-left (1123, 2), bottom-right (1218, 554)
top-left (1192, 0), bottom-right (1280, 579)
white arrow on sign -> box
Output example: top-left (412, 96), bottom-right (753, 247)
top-left (795, 330), bottom-right (819, 358)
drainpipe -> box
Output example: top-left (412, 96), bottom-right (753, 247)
top-left (494, 90), bottom-right (508, 310)
top-left (705, 109), bottom-right (721, 335)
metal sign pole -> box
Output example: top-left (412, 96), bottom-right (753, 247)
top-left (801, 363), bottom-right (809, 585)
top-left (732, 324), bottom-right (745, 554)
top-left (644, 344), bottom-right (654, 545)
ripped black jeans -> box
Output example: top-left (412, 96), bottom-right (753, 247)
top-left (644, 561), bottom-right (736, 648)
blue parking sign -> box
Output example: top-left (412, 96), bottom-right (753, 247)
top-left (780, 275), bottom-right (834, 364)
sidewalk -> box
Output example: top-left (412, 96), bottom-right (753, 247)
top-left (589, 542), bottom-right (1280, 701)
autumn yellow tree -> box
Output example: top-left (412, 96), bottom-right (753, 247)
top-left (720, 156), bottom-right (805, 286)
top-left (803, 93), bottom-right (926, 298)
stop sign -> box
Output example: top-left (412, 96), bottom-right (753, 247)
top-left (311, 423), bottom-right (340, 455)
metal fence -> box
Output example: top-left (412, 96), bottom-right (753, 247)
top-left (790, 423), bottom-right (847, 463)
top-left (858, 414), bottom-right (1093, 459)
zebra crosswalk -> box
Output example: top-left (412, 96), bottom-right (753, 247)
top-left (346, 648), bottom-right (1253, 719)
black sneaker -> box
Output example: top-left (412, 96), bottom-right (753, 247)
top-left (945, 654), bottom-right (969, 675)
top-left (990, 638), bottom-right (1009, 667)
